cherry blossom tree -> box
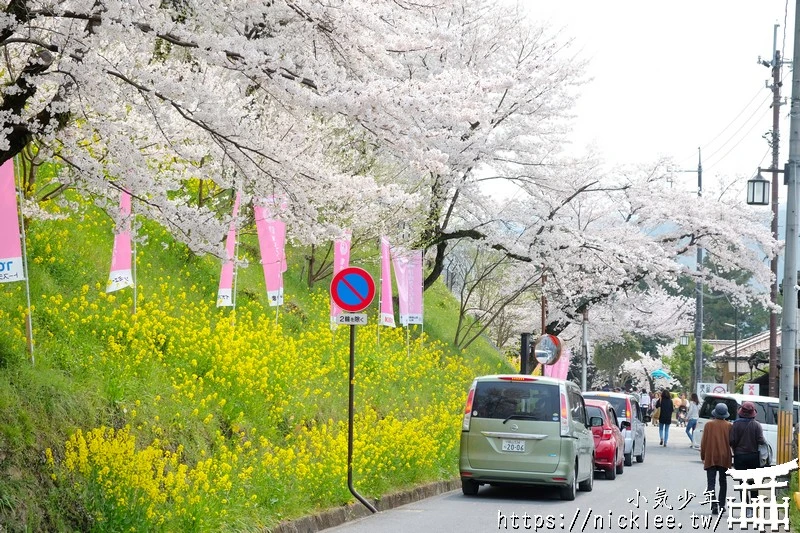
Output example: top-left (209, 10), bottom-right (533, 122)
top-left (0, 0), bottom-right (779, 346)
top-left (0, 0), bottom-right (431, 253)
top-left (621, 352), bottom-right (679, 393)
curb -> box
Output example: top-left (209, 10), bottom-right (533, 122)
top-left (268, 479), bottom-right (460, 532)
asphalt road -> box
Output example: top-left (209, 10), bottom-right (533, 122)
top-left (327, 424), bottom-right (787, 533)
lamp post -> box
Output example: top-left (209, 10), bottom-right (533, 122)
top-left (670, 149), bottom-right (703, 394)
top-left (724, 317), bottom-right (739, 387)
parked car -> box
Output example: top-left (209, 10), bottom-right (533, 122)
top-left (694, 393), bottom-right (800, 465)
top-left (583, 391), bottom-right (646, 466)
top-left (459, 375), bottom-right (595, 500)
top-left (585, 399), bottom-right (627, 480)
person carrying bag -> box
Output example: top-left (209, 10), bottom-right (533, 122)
top-left (729, 401), bottom-right (766, 516)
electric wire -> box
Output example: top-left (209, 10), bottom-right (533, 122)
top-left (675, 88), bottom-right (767, 166)
top-left (705, 105), bottom-right (773, 170)
top-left (702, 94), bottom-right (772, 167)
top-left (759, 146), bottom-right (771, 168)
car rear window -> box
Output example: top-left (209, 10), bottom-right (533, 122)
top-left (698, 396), bottom-right (773, 424)
top-left (586, 405), bottom-right (604, 422)
top-left (584, 394), bottom-right (627, 419)
top-left (472, 381), bottom-right (559, 422)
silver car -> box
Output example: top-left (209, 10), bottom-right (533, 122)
top-left (583, 391), bottom-right (646, 466)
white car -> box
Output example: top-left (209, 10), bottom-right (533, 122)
top-left (694, 393), bottom-right (800, 465)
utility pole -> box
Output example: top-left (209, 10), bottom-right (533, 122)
top-left (670, 151), bottom-right (704, 394)
top-left (759, 24), bottom-right (784, 398)
top-left (694, 148), bottom-right (704, 394)
top-left (778, 0), bottom-right (800, 465)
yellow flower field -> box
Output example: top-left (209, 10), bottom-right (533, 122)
top-left (0, 203), bottom-right (506, 531)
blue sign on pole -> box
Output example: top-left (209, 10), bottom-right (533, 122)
top-left (331, 267), bottom-right (376, 313)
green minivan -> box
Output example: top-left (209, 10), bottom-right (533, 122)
top-left (459, 375), bottom-right (595, 500)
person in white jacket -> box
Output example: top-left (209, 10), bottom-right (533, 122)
top-left (686, 393), bottom-right (700, 447)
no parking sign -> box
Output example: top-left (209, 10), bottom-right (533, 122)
top-left (330, 267), bottom-right (375, 314)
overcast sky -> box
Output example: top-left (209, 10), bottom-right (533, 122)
top-left (530, 1), bottom-right (795, 201)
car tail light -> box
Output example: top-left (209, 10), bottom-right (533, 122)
top-left (625, 400), bottom-right (631, 419)
top-left (602, 429), bottom-right (613, 440)
top-left (559, 384), bottom-right (570, 437)
top-left (462, 381), bottom-right (477, 431)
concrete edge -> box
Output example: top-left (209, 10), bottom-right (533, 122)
top-left (268, 478), bottom-right (460, 533)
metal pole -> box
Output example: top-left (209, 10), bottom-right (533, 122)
top-left (581, 309), bottom-right (589, 391)
top-left (734, 309), bottom-right (738, 387)
top-left (14, 157), bottom-right (34, 363)
top-left (694, 148), bottom-right (704, 393)
top-left (769, 25), bottom-right (782, 398)
top-left (540, 270), bottom-right (547, 335)
top-left (347, 324), bottom-right (377, 513)
top-left (778, 0), bottom-right (800, 465)
top-left (520, 332), bottom-right (530, 374)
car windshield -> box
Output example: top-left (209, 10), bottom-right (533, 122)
top-left (584, 394), bottom-right (627, 420)
top-left (472, 381), bottom-right (559, 422)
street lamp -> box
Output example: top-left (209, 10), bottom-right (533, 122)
top-left (746, 169), bottom-right (770, 206)
top-left (723, 320), bottom-right (739, 386)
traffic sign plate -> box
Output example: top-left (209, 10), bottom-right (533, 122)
top-left (336, 313), bottom-right (368, 325)
top-left (330, 267), bottom-right (376, 313)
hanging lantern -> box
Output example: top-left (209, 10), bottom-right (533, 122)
top-left (746, 171), bottom-right (770, 206)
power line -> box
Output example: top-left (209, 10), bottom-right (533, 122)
top-left (707, 108), bottom-right (770, 169)
top-left (703, 95), bottom-right (771, 165)
top-left (675, 88), bottom-right (767, 165)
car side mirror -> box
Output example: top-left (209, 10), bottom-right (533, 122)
top-left (589, 416), bottom-right (603, 427)
top-left (620, 420), bottom-right (631, 431)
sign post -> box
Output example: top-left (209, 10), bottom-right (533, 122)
top-left (330, 267), bottom-right (377, 513)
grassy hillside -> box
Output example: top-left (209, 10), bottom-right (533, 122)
top-left (0, 195), bottom-right (512, 531)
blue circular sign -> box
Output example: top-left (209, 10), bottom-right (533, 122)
top-left (330, 267), bottom-right (375, 312)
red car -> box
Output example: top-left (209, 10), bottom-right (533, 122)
top-left (585, 399), bottom-right (628, 480)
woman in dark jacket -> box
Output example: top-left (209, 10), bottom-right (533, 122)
top-left (730, 401), bottom-right (766, 509)
top-left (655, 389), bottom-right (674, 446)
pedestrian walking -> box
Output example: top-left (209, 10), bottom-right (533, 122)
top-left (686, 393), bottom-right (700, 447)
top-left (640, 389), bottom-right (651, 421)
top-left (651, 395), bottom-right (659, 426)
top-left (729, 401), bottom-right (766, 515)
top-left (656, 389), bottom-right (674, 446)
top-left (700, 402), bottom-right (732, 515)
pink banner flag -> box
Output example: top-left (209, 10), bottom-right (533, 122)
top-left (263, 195), bottom-right (288, 273)
top-left (106, 190), bottom-right (133, 293)
top-left (254, 200), bottom-right (286, 307)
top-left (392, 248), bottom-right (424, 326)
top-left (544, 348), bottom-right (571, 380)
top-left (0, 159), bottom-right (24, 284)
top-left (405, 250), bottom-right (423, 325)
top-left (379, 237), bottom-right (395, 327)
top-left (330, 230), bottom-right (352, 325)
top-left (216, 191), bottom-right (241, 307)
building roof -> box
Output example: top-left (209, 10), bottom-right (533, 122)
top-left (710, 330), bottom-right (774, 362)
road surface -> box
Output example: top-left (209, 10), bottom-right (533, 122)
top-left (328, 424), bottom-right (789, 532)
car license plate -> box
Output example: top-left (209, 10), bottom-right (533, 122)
top-left (502, 439), bottom-right (525, 452)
